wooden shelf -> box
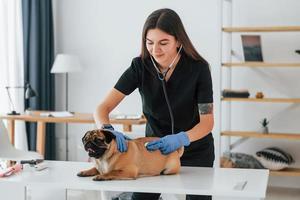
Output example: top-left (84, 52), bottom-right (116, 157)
top-left (221, 98), bottom-right (300, 103)
top-left (222, 26), bottom-right (300, 32)
top-left (221, 131), bottom-right (300, 140)
top-left (270, 168), bottom-right (300, 176)
top-left (222, 62), bottom-right (300, 67)
top-left (221, 167), bottom-right (300, 176)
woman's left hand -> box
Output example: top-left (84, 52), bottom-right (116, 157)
top-left (146, 131), bottom-right (190, 155)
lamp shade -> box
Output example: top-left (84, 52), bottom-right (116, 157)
top-left (51, 54), bottom-right (82, 73)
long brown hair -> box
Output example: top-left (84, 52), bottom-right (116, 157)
top-left (141, 8), bottom-right (207, 64)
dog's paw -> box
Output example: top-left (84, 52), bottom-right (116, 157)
top-left (77, 171), bottom-right (95, 177)
top-left (77, 168), bottom-right (99, 177)
top-left (93, 175), bottom-right (113, 181)
top-left (77, 171), bottom-right (87, 177)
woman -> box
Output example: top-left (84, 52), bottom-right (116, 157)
top-left (94, 8), bottom-right (214, 200)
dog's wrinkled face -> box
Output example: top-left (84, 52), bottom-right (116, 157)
top-left (82, 130), bottom-right (114, 159)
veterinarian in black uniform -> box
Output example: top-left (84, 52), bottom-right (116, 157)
top-left (94, 8), bottom-right (214, 200)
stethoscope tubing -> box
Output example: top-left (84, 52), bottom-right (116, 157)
top-left (149, 45), bottom-right (183, 134)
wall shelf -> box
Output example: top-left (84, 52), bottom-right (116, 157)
top-left (222, 62), bottom-right (300, 67)
top-left (221, 130), bottom-right (300, 177)
top-left (221, 131), bottom-right (300, 140)
top-left (221, 167), bottom-right (300, 177)
top-left (222, 26), bottom-right (300, 32)
top-left (221, 98), bottom-right (300, 103)
top-left (220, 1), bottom-right (300, 178)
top-left (270, 168), bottom-right (300, 177)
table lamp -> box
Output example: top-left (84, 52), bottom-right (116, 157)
top-left (51, 54), bottom-right (82, 160)
top-left (5, 83), bottom-right (37, 115)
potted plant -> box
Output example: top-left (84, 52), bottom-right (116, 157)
top-left (260, 118), bottom-right (269, 134)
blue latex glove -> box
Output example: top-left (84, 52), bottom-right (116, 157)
top-left (146, 131), bottom-right (190, 155)
top-left (103, 129), bottom-right (131, 152)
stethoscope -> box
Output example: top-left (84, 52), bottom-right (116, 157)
top-left (150, 45), bottom-right (183, 134)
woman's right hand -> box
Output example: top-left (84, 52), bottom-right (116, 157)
top-left (105, 129), bottom-right (131, 152)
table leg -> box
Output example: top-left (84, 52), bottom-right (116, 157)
top-left (37, 121), bottom-right (46, 156)
top-left (123, 124), bottom-right (132, 132)
top-left (100, 191), bottom-right (109, 200)
top-left (7, 119), bottom-right (15, 145)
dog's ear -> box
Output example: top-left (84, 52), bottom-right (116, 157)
top-left (101, 129), bottom-right (116, 144)
top-left (82, 131), bottom-right (90, 144)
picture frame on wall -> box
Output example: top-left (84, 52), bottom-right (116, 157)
top-left (241, 35), bottom-right (263, 62)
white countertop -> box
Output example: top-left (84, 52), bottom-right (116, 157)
top-left (1, 161), bottom-right (269, 198)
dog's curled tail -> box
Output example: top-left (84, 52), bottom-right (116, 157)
top-left (177, 147), bottom-right (184, 157)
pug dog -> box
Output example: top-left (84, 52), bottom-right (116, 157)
top-left (77, 129), bottom-right (184, 181)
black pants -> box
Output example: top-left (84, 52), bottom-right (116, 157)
top-left (131, 135), bottom-right (215, 200)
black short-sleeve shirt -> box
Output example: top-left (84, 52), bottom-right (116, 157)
top-left (114, 53), bottom-right (213, 157)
